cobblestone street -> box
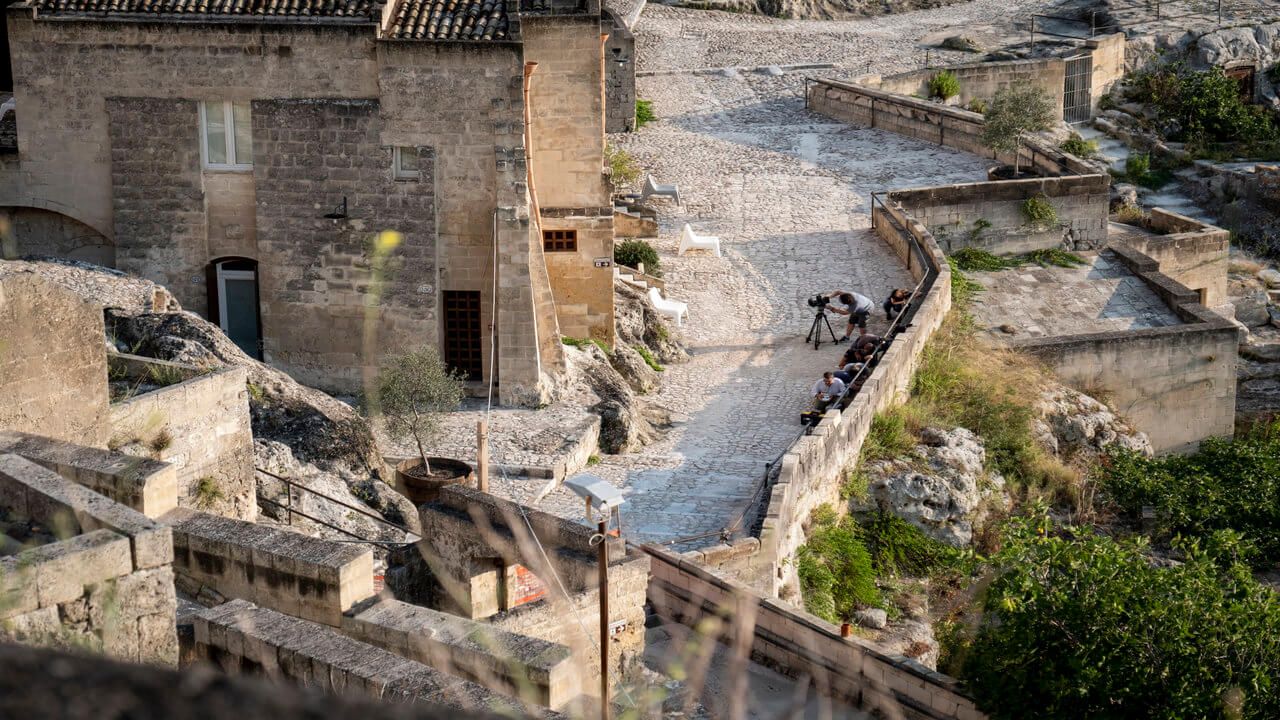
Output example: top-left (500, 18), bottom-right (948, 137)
top-left (487, 0), bottom-right (1067, 542)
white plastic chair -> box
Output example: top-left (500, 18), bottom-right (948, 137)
top-left (642, 174), bottom-right (682, 206)
top-left (678, 223), bottom-right (721, 257)
top-left (648, 287), bottom-right (688, 327)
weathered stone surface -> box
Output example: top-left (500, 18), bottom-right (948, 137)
top-left (864, 427), bottom-right (987, 547)
top-left (855, 607), bottom-right (888, 629)
top-left (608, 345), bottom-right (661, 395)
top-left (612, 279), bottom-right (688, 365)
top-left (1032, 387), bottom-right (1152, 459)
top-left (1260, 268), bottom-right (1280, 288)
top-left (1235, 292), bottom-right (1272, 328)
top-left (1110, 182), bottom-right (1139, 210)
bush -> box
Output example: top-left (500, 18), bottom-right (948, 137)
top-left (929, 71), bottom-right (961, 100)
top-left (1020, 195), bottom-right (1058, 228)
top-left (946, 256), bottom-right (985, 305)
top-left (1023, 248), bottom-right (1083, 268)
top-left (632, 345), bottom-right (664, 371)
top-left (376, 347), bottom-right (465, 472)
top-left (1128, 63), bottom-right (1276, 147)
top-left (605, 143), bottom-right (641, 190)
top-left (967, 98), bottom-right (987, 114)
top-left (635, 99), bottom-right (657, 129)
top-left (963, 511), bottom-right (1280, 719)
top-left (1058, 132), bottom-right (1098, 159)
top-left (853, 511), bottom-right (966, 577)
top-left (797, 512), bottom-right (880, 622)
top-left (1115, 205), bottom-right (1149, 227)
top-left (614, 239), bottom-right (661, 277)
top-left (951, 248), bottom-right (1018, 272)
top-left (861, 408), bottom-right (918, 463)
top-left (1125, 151), bottom-right (1150, 178)
top-left (1099, 420), bottom-right (1280, 565)
top-left (982, 81), bottom-right (1056, 175)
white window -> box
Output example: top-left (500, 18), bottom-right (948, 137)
top-left (394, 146), bottom-right (420, 179)
top-left (200, 100), bottom-right (253, 171)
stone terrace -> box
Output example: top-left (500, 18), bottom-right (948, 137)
top-left (968, 250), bottom-right (1184, 341)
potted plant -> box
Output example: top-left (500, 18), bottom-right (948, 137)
top-left (376, 346), bottom-right (471, 504)
top-left (981, 80), bottom-right (1055, 180)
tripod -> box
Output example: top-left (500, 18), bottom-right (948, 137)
top-left (805, 308), bottom-right (838, 350)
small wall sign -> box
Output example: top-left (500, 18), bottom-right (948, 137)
top-left (594, 257), bottom-right (612, 268)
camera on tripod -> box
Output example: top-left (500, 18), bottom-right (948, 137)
top-left (804, 293), bottom-right (837, 349)
top-left (806, 294), bottom-right (830, 310)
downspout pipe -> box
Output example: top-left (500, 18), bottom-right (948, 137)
top-left (523, 61), bottom-right (542, 233)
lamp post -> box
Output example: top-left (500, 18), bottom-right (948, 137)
top-left (563, 474), bottom-right (626, 720)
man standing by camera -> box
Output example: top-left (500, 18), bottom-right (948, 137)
top-left (824, 289), bottom-right (874, 343)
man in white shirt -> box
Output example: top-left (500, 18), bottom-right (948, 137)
top-left (811, 372), bottom-right (846, 411)
top-left (824, 290), bottom-right (874, 342)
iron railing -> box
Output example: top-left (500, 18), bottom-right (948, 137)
top-left (255, 466), bottom-right (420, 547)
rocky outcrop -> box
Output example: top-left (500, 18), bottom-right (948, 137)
top-left (1032, 387), bottom-right (1152, 460)
top-left (565, 343), bottom-right (671, 454)
top-left (861, 427), bottom-right (997, 547)
top-left (614, 279), bottom-right (689, 365)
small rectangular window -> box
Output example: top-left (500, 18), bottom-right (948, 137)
top-left (394, 146), bottom-right (420, 179)
top-left (201, 100), bottom-right (252, 170)
top-left (543, 229), bottom-right (577, 252)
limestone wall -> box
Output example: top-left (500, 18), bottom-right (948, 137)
top-left (603, 9), bottom-right (636, 133)
top-left (887, 174), bottom-right (1111, 255)
top-left (0, 274), bottom-right (110, 447)
top-left (342, 597), bottom-right (579, 709)
top-left (108, 358), bottom-right (254, 521)
top-left (876, 57), bottom-right (1067, 122)
top-left (1014, 244), bottom-right (1238, 454)
top-left (1110, 208), bottom-right (1230, 307)
top-left (190, 599), bottom-right (558, 717)
top-left (643, 544), bottom-right (985, 720)
top-left (0, 206), bottom-right (112, 265)
top-left (167, 508), bottom-right (375, 627)
top-left (0, 453), bottom-right (177, 667)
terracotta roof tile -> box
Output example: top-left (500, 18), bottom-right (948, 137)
top-left (32, 0), bottom-right (377, 19)
top-left (386, 0), bottom-right (508, 40)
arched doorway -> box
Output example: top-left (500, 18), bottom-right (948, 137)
top-left (206, 257), bottom-right (262, 360)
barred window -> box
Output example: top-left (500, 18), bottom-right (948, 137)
top-left (543, 229), bottom-right (577, 252)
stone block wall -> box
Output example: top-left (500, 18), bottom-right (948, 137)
top-left (0, 454), bottom-right (178, 667)
top-left (108, 359), bottom-right (255, 521)
top-left (1111, 208), bottom-right (1229, 307)
top-left (0, 206), bottom-right (112, 265)
top-left (0, 274), bottom-right (110, 448)
top-left (643, 544), bottom-right (985, 720)
top-left (1252, 164), bottom-right (1280, 214)
top-left (106, 96), bottom-right (208, 313)
top-left (190, 599), bottom-right (555, 717)
top-left (877, 57), bottom-right (1067, 122)
top-left (341, 597), bottom-right (579, 709)
top-left (1015, 244), bottom-right (1238, 454)
top-left (167, 508), bottom-right (375, 627)
top-left (887, 174), bottom-right (1111, 255)
top-left (541, 208), bottom-right (615, 343)
top-left (603, 9), bottom-right (635, 133)
top-left (251, 98), bottom-right (436, 394)
top-left (1087, 34), bottom-right (1126, 112)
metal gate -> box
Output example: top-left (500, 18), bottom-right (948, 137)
top-left (1063, 55), bottom-right (1093, 124)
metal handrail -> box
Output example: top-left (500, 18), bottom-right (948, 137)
top-left (254, 466), bottom-right (419, 544)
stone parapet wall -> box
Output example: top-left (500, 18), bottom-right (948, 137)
top-left (643, 544), bottom-right (984, 720)
top-left (108, 357), bottom-right (255, 521)
top-left (342, 597), bottom-right (578, 709)
top-left (876, 56), bottom-right (1067, 122)
top-left (166, 508), bottom-right (374, 627)
top-left (1015, 243), bottom-right (1238, 453)
top-left (190, 599), bottom-right (560, 717)
top-left (1111, 208), bottom-right (1230, 307)
top-left (0, 453), bottom-right (177, 666)
top-left (886, 174), bottom-right (1110, 255)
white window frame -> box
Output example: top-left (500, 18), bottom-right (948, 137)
top-left (200, 100), bottom-right (252, 172)
top-left (393, 146), bottom-right (420, 179)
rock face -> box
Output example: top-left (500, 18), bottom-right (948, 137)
top-left (565, 343), bottom-right (671, 454)
top-left (613, 279), bottom-right (689, 365)
top-left (1032, 387), bottom-right (1152, 459)
top-left (863, 427), bottom-right (991, 547)
top-left (1235, 291), bottom-right (1273, 328)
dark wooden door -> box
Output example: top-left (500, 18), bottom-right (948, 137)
top-left (442, 290), bottom-right (483, 381)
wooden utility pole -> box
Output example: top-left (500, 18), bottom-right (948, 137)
top-left (597, 517), bottom-right (611, 720)
top-left (476, 420), bottom-right (489, 493)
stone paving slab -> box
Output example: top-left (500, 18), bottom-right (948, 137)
top-left (969, 250), bottom-right (1184, 340)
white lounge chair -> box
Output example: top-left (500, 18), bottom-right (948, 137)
top-left (678, 223), bottom-right (721, 257)
top-left (648, 287), bottom-right (688, 327)
top-left (642, 174), bottom-right (682, 206)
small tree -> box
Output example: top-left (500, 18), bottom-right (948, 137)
top-left (377, 347), bottom-right (464, 474)
top-left (981, 81), bottom-right (1056, 176)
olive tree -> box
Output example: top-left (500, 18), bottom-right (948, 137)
top-left (376, 347), bottom-right (464, 473)
top-left (981, 81), bottom-right (1056, 177)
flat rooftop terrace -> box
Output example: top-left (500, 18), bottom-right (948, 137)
top-left (969, 250), bottom-right (1184, 341)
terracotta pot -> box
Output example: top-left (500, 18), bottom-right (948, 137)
top-left (394, 456), bottom-right (474, 505)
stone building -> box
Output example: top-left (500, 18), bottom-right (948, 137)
top-left (0, 0), bottom-right (618, 405)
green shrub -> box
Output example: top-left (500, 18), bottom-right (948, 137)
top-left (1128, 63), bottom-right (1276, 147)
top-left (981, 81), bottom-right (1056, 176)
top-left (852, 511), bottom-right (965, 577)
top-left (797, 515), bottom-right (880, 622)
top-left (376, 347), bottom-right (465, 472)
top-left (605, 143), bottom-right (641, 190)
top-left (951, 248), bottom-right (1018, 272)
top-left (963, 510), bottom-right (1280, 719)
top-left (946, 256), bottom-right (985, 305)
top-left (635, 99), bottom-right (657, 129)
top-left (145, 363), bottom-right (188, 387)
top-left (1115, 205), bottom-right (1149, 227)
top-left (1020, 196), bottom-right (1058, 228)
top-left (1058, 132), bottom-right (1098, 159)
top-left (194, 477), bottom-right (225, 508)
top-left (632, 345), bottom-right (664, 372)
top-left (861, 408), bottom-right (917, 463)
top-left (1125, 151), bottom-right (1150, 178)
top-left (966, 98), bottom-right (987, 114)
top-left (1023, 248), bottom-right (1083, 268)
top-left (614, 239), bottom-right (661, 277)
top-left (561, 337), bottom-right (609, 354)
top-left (929, 71), bottom-right (961, 101)
top-left (1100, 420), bottom-right (1280, 565)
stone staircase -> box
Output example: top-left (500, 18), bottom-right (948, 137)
top-left (1077, 125), bottom-right (1215, 225)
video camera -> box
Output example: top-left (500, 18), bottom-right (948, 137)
top-left (806, 294), bottom-right (830, 309)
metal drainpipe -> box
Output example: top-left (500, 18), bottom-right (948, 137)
top-left (523, 61), bottom-right (542, 233)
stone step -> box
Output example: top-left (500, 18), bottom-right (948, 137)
top-left (1241, 343), bottom-right (1280, 363)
